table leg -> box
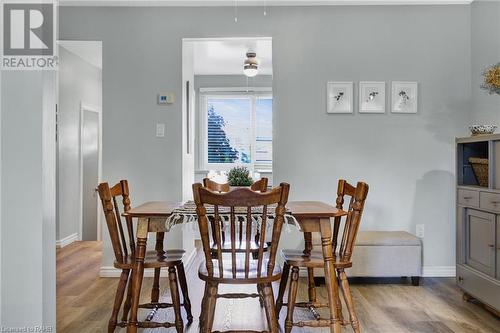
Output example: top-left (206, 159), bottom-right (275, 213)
top-left (151, 232), bottom-right (165, 302)
top-left (145, 232), bottom-right (165, 321)
top-left (319, 218), bottom-right (341, 333)
top-left (303, 232), bottom-right (319, 319)
top-left (303, 232), bottom-right (313, 255)
top-left (127, 218), bottom-right (149, 333)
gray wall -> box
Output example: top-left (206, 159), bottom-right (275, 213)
top-left (1, 71), bottom-right (56, 327)
top-left (60, 5), bottom-right (471, 269)
top-left (470, 0), bottom-right (500, 124)
top-left (57, 46), bottom-right (102, 241)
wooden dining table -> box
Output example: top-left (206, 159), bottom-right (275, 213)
top-left (123, 200), bottom-right (347, 333)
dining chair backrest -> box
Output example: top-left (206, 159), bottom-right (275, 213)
top-left (203, 177), bottom-right (270, 247)
top-left (203, 178), bottom-right (230, 193)
top-left (332, 180), bottom-right (369, 263)
top-left (202, 177), bottom-right (269, 193)
top-left (97, 180), bottom-right (135, 265)
top-left (250, 178), bottom-right (268, 192)
top-left (193, 182), bottom-right (290, 279)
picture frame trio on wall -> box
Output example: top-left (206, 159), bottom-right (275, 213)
top-left (327, 81), bottom-right (418, 114)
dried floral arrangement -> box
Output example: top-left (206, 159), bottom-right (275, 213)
top-left (481, 63), bottom-right (500, 95)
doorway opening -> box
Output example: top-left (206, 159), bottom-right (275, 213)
top-left (80, 103), bottom-right (102, 241)
top-left (57, 40), bottom-right (103, 246)
top-left (181, 37), bottom-right (273, 200)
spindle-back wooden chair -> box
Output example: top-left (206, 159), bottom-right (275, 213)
top-left (97, 180), bottom-right (193, 333)
top-left (276, 180), bottom-right (369, 333)
top-left (203, 177), bottom-right (269, 259)
top-left (202, 177), bottom-right (268, 193)
top-left (193, 182), bottom-right (289, 333)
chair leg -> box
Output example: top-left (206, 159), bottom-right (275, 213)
top-left (255, 229), bottom-right (261, 245)
top-left (151, 267), bottom-right (161, 303)
top-left (203, 282), bottom-right (218, 333)
top-left (285, 266), bottom-right (299, 333)
top-left (257, 284), bottom-right (264, 308)
top-left (336, 274), bottom-right (346, 326)
top-left (338, 269), bottom-right (360, 333)
top-left (128, 236), bottom-right (147, 333)
top-left (108, 269), bottom-right (129, 333)
top-left (276, 262), bottom-right (290, 318)
top-left (177, 263), bottom-right (193, 324)
top-left (262, 283), bottom-right (279, 333)
top-left (199, 282), bottom-right (209, 331)
top-left (307, 267), bottom-right (317, 303)
top-left (252, 251), bottom-right (259, 260)
top-left (168, 266), bottom-right (184, 333)
top-left (121, 270), bottom-right (133, 322)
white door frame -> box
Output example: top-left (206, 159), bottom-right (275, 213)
top-left (79, 101), bottom-right (102, 241)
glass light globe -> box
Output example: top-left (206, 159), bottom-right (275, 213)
top-left (243, 67), bottom-right (258, 77)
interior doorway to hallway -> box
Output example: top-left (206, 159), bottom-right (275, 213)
top-left (57, 40), bottom-right (103, 246)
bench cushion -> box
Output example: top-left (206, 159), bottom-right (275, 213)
top-left (311, 230), bottom-right (422, 277)
top-left (356, 231), bottom-right (421, 246)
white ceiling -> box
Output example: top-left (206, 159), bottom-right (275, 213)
top-left (59, 0), bottom-right (474, 6)
top-left (58, 40), bottom-right (102, 69)
top-left (193, 38), bottom-right (272, 76)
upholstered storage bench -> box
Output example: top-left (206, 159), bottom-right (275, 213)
top-left (312, 231), bottom-right (422, 285)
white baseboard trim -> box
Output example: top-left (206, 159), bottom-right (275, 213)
top-left (297, 266), bottom-right (456, 278)
top-left (99, 247), bottom-right (198, 278)
top-left (422, 266), bottom-right (456, 277)
top-left (56, 233), bottom-right (79, 248)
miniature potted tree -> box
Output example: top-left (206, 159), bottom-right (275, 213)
top-left (227, 166), bottom-right (253, 189)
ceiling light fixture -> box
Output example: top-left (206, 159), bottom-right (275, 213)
top-left (243, 52), bottom-right (258, 77)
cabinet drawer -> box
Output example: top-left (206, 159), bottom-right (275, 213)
top-left (457, 265), bottom-right (500, 311)
top-left (458, 189), bottom-right (479, 207)
top-left (480, 192), bottom-right (500, 213)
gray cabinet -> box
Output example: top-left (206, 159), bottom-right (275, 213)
top-left (456, 134), bottom-right (500, 313)
top-left (497, 216), bottom-right (500, 280)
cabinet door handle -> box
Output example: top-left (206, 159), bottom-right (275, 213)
top-left (458, 276), bottom-right (464, 282)
top-left (488, 244), bottom-right (495, 248)
top-left (463, 196), bottom-right (472, 200)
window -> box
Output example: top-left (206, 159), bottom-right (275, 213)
top-left (200, 91), bottom-right (272, 171)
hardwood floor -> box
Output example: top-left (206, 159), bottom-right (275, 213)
top-left (57, 241), bottom-right (500, 333)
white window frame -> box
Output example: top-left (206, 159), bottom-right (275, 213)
top-left (199, 88), bottom-right (272, 172)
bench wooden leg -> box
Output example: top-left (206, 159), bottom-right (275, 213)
top-left (411, 276), bottom-right (420, 286)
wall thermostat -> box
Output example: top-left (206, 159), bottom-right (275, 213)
top-left (158, 93), bottom-right (175, 105)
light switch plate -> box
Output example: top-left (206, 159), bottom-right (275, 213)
top-left (416, 224), bottom-right (424, 238)
top-left (156, 123), bottom-right (165, 137)
top-left (158, 93), bottom-right (175, 105)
